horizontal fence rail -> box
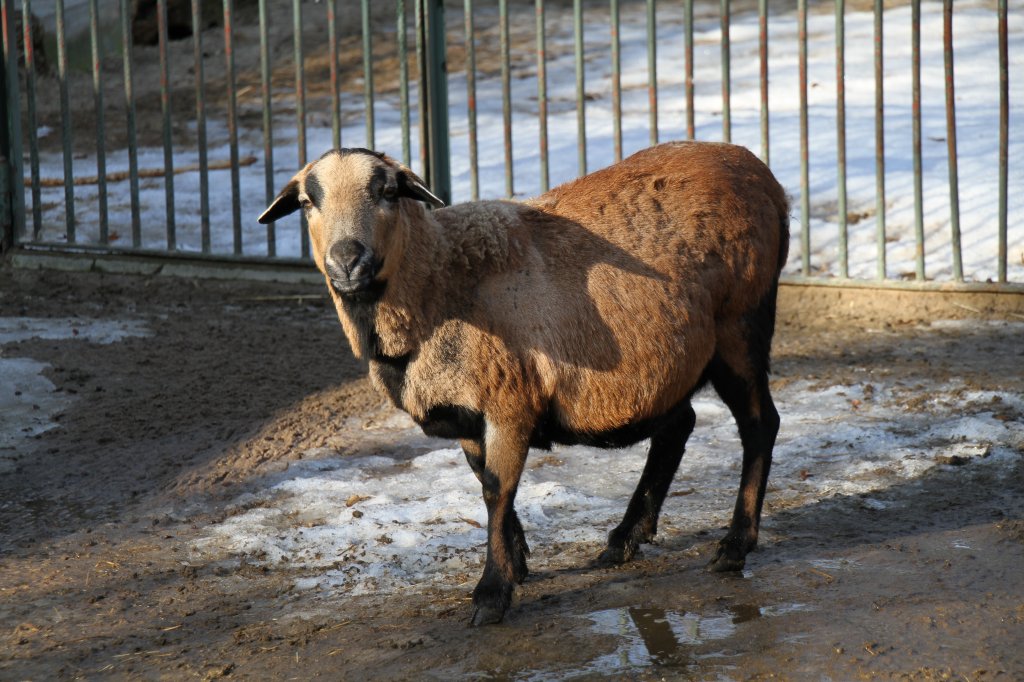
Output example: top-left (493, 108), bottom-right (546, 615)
top-left (0, 0), bottom-right (1019, 288)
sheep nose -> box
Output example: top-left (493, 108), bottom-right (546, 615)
top-left (328, 239), bottom-right (366, 278)
top-left (325, 239), bottom-right (378, 294)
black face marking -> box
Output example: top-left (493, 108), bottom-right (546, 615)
top-left (368, 166), bottom-right (390, 202)
top-left (305, 171), bottom-right (325, 211)
top-left (416, 405), bottom-right (485, 441)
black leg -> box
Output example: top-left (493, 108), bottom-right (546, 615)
top-left (597, 403), bottom-right (696, 566)
top-left (462, 438), bottom-right (529, 584)
top-left (706, 357), bottom-right (779, 572)
top-left (468, 426), bottom-right (530, 626)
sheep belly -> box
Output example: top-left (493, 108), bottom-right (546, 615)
top-left (414, 404), bottom-right (485, 440)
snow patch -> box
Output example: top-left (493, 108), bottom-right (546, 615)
top-left (0, 317), bottom-right (151, 470)
top-left (0, 317), bottom-right (150, 345)
top-left (193, 379), bottom-right (1024, 598)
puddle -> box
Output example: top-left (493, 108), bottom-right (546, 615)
top-left (523, 601), bottom-right (812, 679)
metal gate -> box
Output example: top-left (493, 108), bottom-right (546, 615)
top-left (1, 0), bottom-right (1019, 289)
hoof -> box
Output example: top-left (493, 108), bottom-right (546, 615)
top-left (594, 545), bottom-right (631, 567)
top-left (471, 579), bottom-right (511, 626)
top-left (706, 546), bottom-right (746, 573)
top-left (471, 605), bottom-right (506, 627)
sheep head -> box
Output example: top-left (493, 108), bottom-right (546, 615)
top-left (258, 148), bottom-right (444, 299)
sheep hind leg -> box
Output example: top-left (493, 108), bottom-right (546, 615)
top-left (596, 403), bottom-right (696, 566)
top-left (706, 355), bottom-right (779, 573)
top-left (462, 438), bottom-right (530, 583)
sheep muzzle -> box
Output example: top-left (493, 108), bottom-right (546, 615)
top-left (325, 238), bottom-right (381, 296)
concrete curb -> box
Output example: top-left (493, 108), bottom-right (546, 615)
top-left (6, 249), bottom-right (322, 285)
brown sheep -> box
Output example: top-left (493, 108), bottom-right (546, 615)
top-left (259, 142), bottom-right (790, 625)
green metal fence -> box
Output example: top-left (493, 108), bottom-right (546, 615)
top-left (0, 0), bottom-right (1018, 289)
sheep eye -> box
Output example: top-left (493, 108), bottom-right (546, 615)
top-left (382, 185), bottom-right (398, 202)
top-left (300, 198), bottom-right (312, 211)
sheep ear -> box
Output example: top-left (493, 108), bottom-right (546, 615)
top-left (258, 179), bottom-right (301, 223)
top-left (397, 170), bottom-right (445, 209)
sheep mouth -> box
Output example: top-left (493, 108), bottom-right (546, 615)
top-left (329, 261), bottom-right (385, 300)
top-left (330, 276), bottom-right (373, 295)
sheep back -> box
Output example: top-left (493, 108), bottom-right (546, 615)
top-left (389, 141), bottom-right (789, 442)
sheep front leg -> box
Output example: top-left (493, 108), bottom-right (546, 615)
top-left (470, 425), bottom-right (530, 626)
top-left (461, 438), bottom-right (530, 584)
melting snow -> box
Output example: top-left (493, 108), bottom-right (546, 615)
top-left (193, 349), bottom-right (1024, 597)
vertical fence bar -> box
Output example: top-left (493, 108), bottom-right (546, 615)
top-left (536, 0), bottom-right (549, 192)
top-left (2, 0), bottom-right (24, 243)
top-left (424, 0), bottom-right (451, 204)
top-left (836, 0), bottom-right (847, 278)
top-left (293, 0), bottom-right (306, 167)
top-left (874, 0), bottom-right (885, 279)
top-left (573, 0), bottom-right (586, 175)
top-left (0, 0), bottom-right (7, 248)
top-left (611, 0), bottom-right (621, 161)
top-left (399, 0), bottom-right (411, 166)
top-left (24, 0), bottom-right (41, 239)
top-left (685, 0), bottom-right (694, 140)
top-left (998, 0), bottom-right (1008, 282)
top-left (464, 0), bottom-right (478, 199)
top-left (56, 0), bottom-right (75, 242)
top-left (798, 0), bottom-right (809, 276)
top-left (758, 0), bottom-right (768, 165)
top-left (720, 0), bottom-right (730, 142)
top-left (646, 0), bottom-right (657, 146)
top-left (327, 0), bottom-right (340, 150)
top-left (416, 0), bottom-right (427, 176)
top-left (225, 0), bottom-right (242, 254)
top-left (362, 0), bottom-right (374, 148)
top-left (943, 0), bottom-right (962, 281)
top-left (911, 0), bottom-right (924, 280)
top-left (500, 0), bottom-right (513, 197)
top-left (257, 0), bottom-right (273, 254)
top-left (292, 0), bottom-right (308, 257)
top-left (87, 0), bottom-right (107, 243)
top-left (193, 0), bottom-right (210, 253)
top-left (157, 0), bottom-right (175, 250)
top-left (119, 0), bottom-right (141, 247)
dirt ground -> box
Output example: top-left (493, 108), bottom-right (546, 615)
top-left (0, 261), bottom-right (1022, 680)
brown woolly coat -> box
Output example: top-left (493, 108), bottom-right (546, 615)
top-left (326, 142), bottom-right (789, 444)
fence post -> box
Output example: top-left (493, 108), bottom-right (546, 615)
top-left (420, 0), bottom-right (451, 205)
top-left (0, 13), bottom-right (9, 253)
top-left (1, 0), bottom-right (24, 253)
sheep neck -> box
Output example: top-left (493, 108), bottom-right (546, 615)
top-left (371, 201), bottom-right (519, 359)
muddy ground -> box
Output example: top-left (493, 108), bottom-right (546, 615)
top-left (1, 262), bottom-right (1023, 681)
